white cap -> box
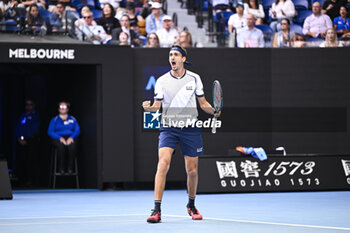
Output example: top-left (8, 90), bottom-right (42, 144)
top-left (162, 15), bottom-right (172, 22)
top-left (151, 2), bottom-right (162, 9)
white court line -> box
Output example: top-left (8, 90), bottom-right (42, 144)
top-left (0, 214), bottom-right (349, 231)
top-left (165, 214), bottom-right (350, 231)
top-left (0, 219), bottom-right (143, 226)
top-left (0, 214), bottom-right (144, 220)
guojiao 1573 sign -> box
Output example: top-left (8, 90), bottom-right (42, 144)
top-left (198, 155), bottom-right (350, 193)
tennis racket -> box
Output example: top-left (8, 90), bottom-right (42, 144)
top-left (212, 80), bottom-right (223, 134)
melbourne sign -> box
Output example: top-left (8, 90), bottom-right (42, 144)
top-left (9, 48), bottom-right (75, 60)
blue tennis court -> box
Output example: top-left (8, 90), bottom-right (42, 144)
top-left (1, 189), bottom-right (349, 233)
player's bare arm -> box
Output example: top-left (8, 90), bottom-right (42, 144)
top-left (197, 96), bottom-right (221, 117)
top-left (142, 100), bottom-right (162, 112)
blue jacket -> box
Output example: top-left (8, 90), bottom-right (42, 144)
top-left (48, 115), bottom-right (80, 140)
top-left (15, 110), bottom-right (40, 139)
top-left (145, 13), bottom-right (165, 35)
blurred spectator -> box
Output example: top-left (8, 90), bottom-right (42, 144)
top-left (117, 31), bottom-right (130, 45)
top-left (319, 27), bottom-right (342, 46)
top-left (228, 2), bottom-right (246, 34)
top-left (145, 1), bottom-right (164, 34)
top-left (3, 0), bottom-right (25, 21)
top-left (50, 2), bottom-right (66, 32)
top-left (213, 0), bottom-right (232, 13)
top-left (46, 0), bottom-right (59, 12)
top-left (273, 18), bottom-right (294, 47)
top-left (302, 1), bottom-right (333, 39)
top-left (139, 0), bottom-right (151, 19)
top-left (156, 15), bottom-right (178, 47)
top-left (126, 2), bottom-right (139, 27)
top-left (99, 0), bottom-right (121, 9)
top-left (18, 0), bottom-right (46, 9)
top-left (341, 30), bottom-right (350, 39)
top-left (48, 102), bottom-right (80, 175)
top-left (125, 1), bottom-right (145, 36)
top-left (237, 13), bottom-right (265, 47)
top-left (176, 29), bottom-right (193, 48)
top-left (333, 6), bottom-right (350, 37)
top-left (244, 0), bottom-right (265, 25)
top-left (269, 0), bottom-right (295, 32)
top-left (78, 11), bottom-right (109, 44)
top-left (144, 32), bottom-right (160, 47)
top-left (292, 33), bottom-right (307, 47)
top-left (112, 14), bottom-right (141, 46)
top-left (97, 3), bottom-right (120, 35)
top-left (25, 4), bottom-right (48, 34)
top-left (0, 0), bottom-right (7, 19)
top-left (131, 0), bottom-right (144, 9)
top-left (322, 0), bottom-right (347, 20)
top-left (15, 99), bottom-right (40, 186)
top-left (47, 0), bottom-right (76, 13)
top-left (75, 5), bottom-right (96, 35)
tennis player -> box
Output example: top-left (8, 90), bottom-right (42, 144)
top-left (142, 45), bottom-right (220, 223)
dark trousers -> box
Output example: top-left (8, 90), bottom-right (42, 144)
top-left (16, 137), bottom-right (39, 185)
top-left (52, 138), bottom-right (77, 172)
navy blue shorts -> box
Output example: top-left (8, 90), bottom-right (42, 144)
top-left (158, 126), bottom-right (204, 157)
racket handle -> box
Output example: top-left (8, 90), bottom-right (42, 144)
top-left (212, 117), bottom-right (217, 134)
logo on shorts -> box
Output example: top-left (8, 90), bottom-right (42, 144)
top-left (143, 110), bottom-right (161, 129)
top-left (197, 147), bottom-right (203, 153)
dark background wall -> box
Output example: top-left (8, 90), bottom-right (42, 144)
top-left (0, 44), bottom-right (134, 188)
top-left (0, 44), bottom-right (349, 188)
top-left (133, 48), bottom-right (350, 183)
top-left (0, 63), bottom-right (99, 187)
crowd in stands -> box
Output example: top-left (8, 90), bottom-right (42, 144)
top-left (216, 0), bottom-right (350, 47)
top-left (1, 0), bottom-right (349, 47)
top-left (0, 0), bottom-right (194, 47)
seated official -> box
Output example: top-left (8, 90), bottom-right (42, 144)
top-left (48, 102), bottom-right (80, 175)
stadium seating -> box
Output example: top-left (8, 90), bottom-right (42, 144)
top-left (294, 10), bottom-right (312, 25)
top-left (39, 9), bottom-right (52, 20)
top-left (290, 24), bottom-right (303, 34)
top-left (293, 0), bottom-right (309, 10)
top-left (71, 0), bottom-right (100, 11)
top-left (195, 0), bottom-right (211, 28)
top-left (214, 11), bottom-right (234, 46)
top-left (262, 0), bottom-right (276, 10)
top-left (91, 8), bottom-right (102, 20)
top-left (261, 0), bottom-right (276, 23)
top-left (5, 19), bottom-right (20, 32)
top-left (310, 0), bottom-right (327, 7)
top-left (256, 24), bottom-right (274, 47)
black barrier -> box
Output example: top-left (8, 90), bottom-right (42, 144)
top-left (198, 154), bottom-right (350, 193)
top-left (0, 159), bottom-right (13, 199)
top-left (0, 45), bottom-right (350, 187)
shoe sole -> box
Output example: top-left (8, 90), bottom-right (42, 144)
top-left (147, 219), bottom-right (161, 223)
top-left (187, 208), bottom-right (203, 220)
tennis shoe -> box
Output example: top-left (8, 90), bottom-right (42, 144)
top-left (147, 209), bottom-right (161, 223)
top-left (187, 205), bottom-right (203, 220)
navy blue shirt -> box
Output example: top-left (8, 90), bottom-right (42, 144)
top-left (15, 110), bottom-right (40, 139)
top-left (48, 115), bottom-right (80, 140)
